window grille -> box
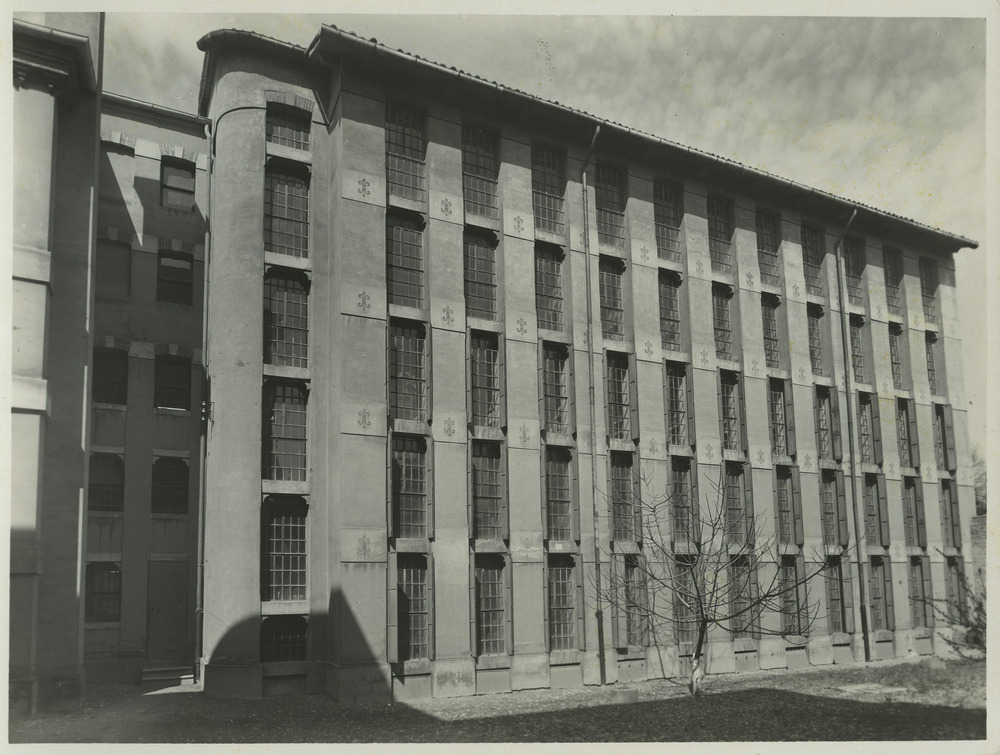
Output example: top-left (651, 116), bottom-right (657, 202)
top-left (85, 562), bottom-right (121, 622)
top-left (826, 557), bottom-right (847, 633)
top-left (658, 272), bottom-right (681, 351)
top-left (266, 104), bottom-right (310, 151)
top-left (756, 210), bottom-right (781, 285)
top-left (386, 214), bottom-right (424, 308)
top-left (532, 145), bottom-right (566, 234)
top-left (664, 363), bottom-right (687, 445)
top-left (464, 232), bottom-right (497, 320)
top-left (624, 554), bottom-right (647, 646)
top-left (944, 557), bottom-right (965, 623)
top-left (869, 557), bottom-right (887, 631)
top-left (902, 478), bottom-right (918, 547)
top-left (263, 382), bottom-right (307, 481)
top-left (475, 555), bottom-right (505, 655)
top-left (724, 462), bottom-right (746, 545)
top-left (610, 452), bottom-right (635, 541)
top-left (545, 447), bottom-right (572, 541)
top-left (606, 353), bottom-right (631, 441)
top-left (775, 467), bottom-right (793, 545)
top-left (815, 387), bottom-right (833, 460)
top-left (471, 441), bottom-right (504, 540)
top-left (654, 180), bottom-right (683, 261)
top-left (919, 258), bottom-right (938, 324)
top-left (850, 317), bottom-right (865, 383)
top-left (398, 554), bottom-right (429, 660)
top-left (729, 556), bottom-right (754, 638)
top-left (673, 560), bottom-right (697, 650)
top-left (672, 458), bottom-right (693, 541)
top-left (386, 103), bottom-right (427, 202)
top-left (462, 125), bottom-right (499, 220)
top-left (157, 250), bottom-right (194, 305)
top-left (260, 615), bottom-right (307, 662)
top-left (908, 557), bottom-right (930, 629)
top-left (720, 371), bottom-right (740, 451)
top-left (543, 343), bottom-right (570, 435)
top-left (261, 497), bottom-right (307, 601)
top-left (93, 348), bottom-right (128, 405)
top-left (863, 474), bottom-right (880, 545)
top-left (844, 236), bottom-right (865, 306)
top-left (883, 247), bottom-right (903, 316)
top-left (769, 379), bottom-right (787, 455)
top-left (388, 322), bottom-right (427, 422)
top-left (264, 272), bottom-right (309, 368)
top-left (933, 405), bottom-right (946, 470)
top-left (761, 297), bottom-right (780, 368)
top-left (780, 555), bottom-right (802, 635)
top-left (712, 284), bottom-right (732, 359)
top-left (940, 479), bottom-right (960, 549)
top-left (547, 555), bottom-right (576, 650)
top-left (151, 457), bottom-right (189, 514)
top-left (470, 333), bottom-right (501, 428)
top-left (808, 307), bottom-right (823, 375)
top-left (801, 225), bottom-right (824, 295)
top-left (889, 325), bottom-right (903, 389)
top-left (925, 333), bottom-right (938, 395)
top-left (595, 164), bottom-right (626, 248)
top-left (264, 169), bottom-right (309, 257)
top-left (88, 453), bottom-right (124, 512)
top-left (896, 398), bottom-right (911, 468)
top-left (857, 393), bottom-right (874, 464)
top-left (392, 435), bottom-right (428, 539)
top-left (160, 159), bottom-right (195, 210)
top-left (535, 246), bottom-right (563, 331)
top-left (154, 355), bottom-right (191, 410)
top-left (707, 196), bottom-right (734, 274)
top-left (820, 471), bottom-right (838, 546)
top-left (598, 257), bottom-right (625, 340)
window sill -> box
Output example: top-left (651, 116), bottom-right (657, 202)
top-left (667, 444), bottom-right (694, 458)
top-left (265, 141), bottom-right (311, 165)
top-left (662, 348), bottom-right (690, 363)
top-left (88, 511), bottom-right (124, 519)
top-left (860, 462), bottom-right (882, 475)
top-left (671, 539), bottom-right (699, 555)
top-left (261, 600), bottom-right (309, 615)
top-left (733, 637), bottom-right (760, 653)
top-left (92, 402), bottom-right (127, 412)
top-left (831, 632), bottom-right (852, 645)
top-left (716, 357), bottom-right (741, 372)
top-left (153, 407), bottom-right (192, 417)
top-left (772, 453), bottom-right (794, 466)
top-left (263, 364), bottom-right (310, 381)
top-left (472, 539), bottom-right (508, 553)
top-left (611, 540), bottom-right (640, 555)
top-left (388, 303), bottom-right (427, 322)
top-left (818, 458), bottom-right (840, 470)
top-left (597, 241), bottom-right (627, 258)
top-left (392, 538), bottom-right (431, 553)
top-left (467, 315), bottom-right (501, 332)
top-left (262, 480), bottom-right (309, 496)
top-left (722, 448), bottom-right (745, 463)
top-left (262, 661), bottom-right (309, 677)
top-left (537, 327), bottom-right (571, 344)
top-left (465, 213), bottom-right (501, 234)
top-left (391, 418), bottom-right (429, 436)
top-left (549, 649), bottom-right (582, 665)
top-left (777, 542), bottom-right (800, 556)
top-left (387, 193), bottom-right (426, 215)
top-left (657, 257), bottom-right (684, 274)
top-left (607, 438), bottom-right (636, 453)
top-left (541, 430), bottom-right (575, 447)
top-left (534, 227), bottom-right (566, 247)
top-left (782, 635), bottom-right (808, 649)
top-left (84, 621), bottom-right (121, 629)
top-left (872, 629), bottom-right (894, 642)
top-left (151, 512), bottom-right (189, 520)
top-left (475, 654), bottom-right (510, 670)
top-left (900, 467), bottom-right (920, 478)
top-left (545, 540), bottom-right (578, 554)
top-left (264, 250), bottom-right (311, 271)
top-left (469, 425), bottom-right (505, 441)
top-left (766, 367), bottom-right (790, 381)
top-left (400, 658), bottom-right (432, 676)
top-left (760, 279), bottom-right (782, 295)
top-left (941, 545), bottom-right (961, 558)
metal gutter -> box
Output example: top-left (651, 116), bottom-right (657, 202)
top-left (102, 91), bottom-right (211, 128)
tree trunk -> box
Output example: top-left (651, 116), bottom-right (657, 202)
top-left (689, 620), bottom-right (708, 696)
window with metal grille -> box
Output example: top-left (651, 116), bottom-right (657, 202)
top-left (475, 555), bottom-right (505, 655)
top-left (85, 562), bottom-right (121, 622)
top-left (673, 559), bottom-right (697, 650)
top-left (769, 378), bottom-right (787, 455)
top-left (398, 554), bottom-right (430, 660)
top-left (264, 168), bottom-right (309, 257)
top-left (386, 103), bottom-right (427, 202)
top-left (157, 250), bottom-right (194, 305)
top-left (470, 332), bottom-right (501, 429)
top-left (532, 145), bottom-right (565, 234)
top-left (896, 398), bottom-right (912, 468)
top-left (154, 355), bottom-right (191, 410)
top-left (653, 179), bottom-right (683, 261)
top-left (707, 196), bottom-right (734, 274)
top-left (391, 435), bottom-right (428, 539)
top-left (386, 214), bottom-right (424, 308)
top-left (844, 236), bottom-right (865, 306)
top-left (598, 256), bottom-right (625, 340)
top-left (925, 333), bottom-right (939, 395)
top-left (815, 387), bottom-right (832, 459)
top-left (908, 556), bottom-right (932, 629)
top-left (850, 316), bottom-right (865, 383)
top-left (260, 615), bottom-right (307, 662)
top-left (671, 457), bottom-right (694, 541)
top-left (883, 247), bottom-right (903, 316)
top-left (595, 164), bottom-right (626, 248)
top-left (724, 462), bottom-right (747, 545)
top-left (902, 477), bottom-right (920, 547)
top-left (160, 158), bottom-right (195, 210)
top-left (93, 348), bottom-right (128, 405)
top-left (712, 284), bottom-right (732, 359)
top-left (535, 245), bottom-right (563, 331)
top-left (262, 382), bottom-right (307, 481)
top-left (462, 124), bottom-right (499, 220)
top-left (266, 103), bottom-right (310, 151)
top-left (801, 225), bottom-right (824, 295)
top-left (543, 343), bottom-right (570, 435)
top-left (719, 371), bottom-right (740, 451)
top-left (261, 497), bottom-right (307, 601)
top-left (464, 231), bottom-right (497, 320)
top-left (606, 353), bottom-right (631, 441)
top-left (388, 321), bottom-right (427, 422)
top-left (889, 324), bottom-right (904, 389)
top-left (761, 295), bottom-right (780, 369)
top-left (545, 447), bottom-right (572, 541)
top-left (857, 392), bottom-right (876, 464)
top-left (944, 557), bottom-right (965, 623)
top-left (807, 305), bottom-right (824, 375)
top-left (756, 210), bottom-right (781, 285)
top-left (779, 555), bottom-right (803, 635)
top-left (863, 474), bottom-right (880, 546)
top-left (775, 466), bottom-right (794, 545)
top-left (868, 556), bottom-right (890, 631)
top-left (658, 271), bottom-right (681, 351)
top-left (472, 441), bottom-right (504, 540)
top-left (940, 479), bottom-right (961, 549)
top-left (151, 457), bottom-right (189, 514)
top-left (610, 452), bottom-right (636, 541)
top-left (548, 554), bottom-right (576, 650)
top-left (826, 556), bottom-right (848, 633)
top-left (88, 453), bottom-right (124, 512)
top-left (264, 271), bottom-right (309, 368)
top-left (820, 470), bottom-right (838, 546)
top-left (919, 258), bottom-right (938, 324)
top-left (664, 362), bottom-right (687, 445)
top-left (624, 554), bottom-right (647, 646)
top-left (933, 404), bottom-right (946, 470)
top-left (729, 555), bottom-right (754, 638)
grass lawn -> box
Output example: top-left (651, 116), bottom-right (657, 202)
top-left (9, 657), bottom-right (986, 743)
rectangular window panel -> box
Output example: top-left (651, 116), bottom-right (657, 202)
top-left (598, 257), bottom-right (625, 340)
top-left (151, 457), bottom-right (189, 515)
top-left (545, 447), bottom-right (573, 541)
top-left (470, 332), bottom-right (502, 429)
top-left (85, 562), bottom-right (121, 623)
top-left (548, 554), bottom-right (576, 650)
top-left (889, 325), bottom-right (904, 389)
top-left (89, 453), bottom-right (124, 512)
top-left (925, 333), bottom-right (939, 395)
top-left (720, 371), bottom-right (740, 451)
top-left (606, 353), bottom-right (631, 441)
top-left (386, 214), bottom-right (424, 308)
top-left (869, 556), bottom-right (889, 631)
top-left (724, 462), bottom-right (747, 545)
top-left (157, 251), bottom-right (194, 305)
top-left (761, 296), bottom-right (780, 369)
top-left (260, 616), bottom-right (307, 662)
top-left (826, 557), bottom-right (847, 633)
top-left (707, 196), bottom-right (734, 274)
top-left (610, 452), bottom-right (635, 541)
top-left (462, 125), bottom-right (500, 220)
top-left (815, 387), bottom-right (833, 460)
top-left (775, 467), bottom-right (793, 545)
top-left (933, 405), bottom-right (946, 470)
top-left (154, 355), bottom-right (191, 410)
top-left (543, 343), bottom-right (570, 435)
top-left (389, 322), bottom-right (427, 422)
top-left (729, 556), bottom-right (754, 638)
top-left (908, 556), bottom-right (930, 629)
top-left (712, 284), bottom-right (732, 359)
top-left (624, 554), bottom-right (647, 646)
top-left (858, 392), bottom-right (874, 464)
top-left (672, 458), bottom-right (694, 542)
top-left (919, 258), bottom-right (938, 324)
top-left (266, 104), bottom-right (310, 151)
top-left (801, 225), bottom-right (824, 296)
top-left (780, 555), bottom-right (803, 635)
top-left (264, 272), bottom-right (309, 368)
top-left (386, 103), bottom-right (427, 202)
top-left (659, 272), bottom-right (682, 351)
top-left (850, 317), bottom-right (865, 383)
top-left (398, 554), bottom-right (429, 660)
top-left (756, 210), bottom-right (781, 285)
top-left (884, 247), bottom-right (903, 316)
top-left (769, 378), bottom-right (787, 455)
top-left (392, 435), bottom-right (428, 539)
top-left (902, 477), bottom-right (919, 547)
top-left (472, 441), bottom-right (504, 540)
top-left (535, 245), bottom-right (564, 331)
top-left (820, 471), bottom-right (838, 546)
top-left (464, 232), bottom-right (498, 320)
top-left (264, 169), bottom-right (309, 257)
top-left (844, 236), bottom-right (865, 306)
top-left (654, 180), bottom-right (683, 261)
top-left (475, 555), bottom-right (505, 655)
top-left (808, 307), bottom-right (824, 375)
top-left (161, 159), bottom-right (195, 210)
top-left (896, 398), bottom-right (911, 468)
top-left (263, 382), bottom-right (307, 481)
top-left (261, 497), bottom-right (307, 601)
top-left (595, 164), bottom-right (626, 248)
top-left (863, 474), bottom-right (880, 546)
top-left (532, 145), bottom-right (566, 234)
top-left (664, 363), bottom-right (687, 445)
top-left (93, 348), bottom-right (128, 405)
top-left (673, 560), bottom-right (697, 650)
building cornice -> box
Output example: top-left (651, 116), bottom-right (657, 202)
top-left (103, 91), bottom-right (211, 131)
top-left (13, 18), bottom-right (98, 95)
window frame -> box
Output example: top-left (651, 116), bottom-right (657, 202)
top-left (385, 102), bottom-right (427, 203)
top-left (266, 102), bottom-right (311, 151)
top-left (85, 561), bottom-right (122, 623)
top-left (151, 456), bottom-right (189, 515)
top-left (263, 268), bottom-right (309, 368)
top-left (264, 165), bottom-right (310, 258)
top-left (386, 212), bottom-right (426, 309)
top-left (531, 144), bottom-right (566, 235)
top-left (534, 243), bottom-right (564, 332)
top-left (595, 163), bottom-right (627, 248)
top-left (707, 195), bottom-right (734, 274)
top-left (160, 157), bottom-right (196, 210)
top-left (755, 209), bottom-right (781, 285)
top-left (653, 179), bottom-right (683, 262)
top-left (92, 347), bottom-right (128, 405)
top-left (387, 551), bottom-right (435, 663)
top-left (156, 250), bottom-right (194, 305)
top-left (88, 453), bottom-right (125, 513)
top-left (260, 495), bottom-right (308, 602)
top-left (462, 123), bottom-right (500, 221)
top-left (388, 319), bottom-right (429, 424)
top-left (262, 380), bottom-right (308, 482)
top-left (154, 354), bottom-right (192, 410)
top-left (387, 433), bottom-right (433, 541)
top-left (468, 440), bottom-right (508, 542)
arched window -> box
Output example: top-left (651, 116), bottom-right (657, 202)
top-left (151, 457), bottom-right (189, 514)
top-left (89, 453), bottom-right (124, 512)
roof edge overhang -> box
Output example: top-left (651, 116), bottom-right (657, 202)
top-left (13, 18), bottom-right (98, 94)
top-left (103, 91), bottom-right (211, 130)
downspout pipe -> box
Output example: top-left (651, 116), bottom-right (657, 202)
top-left (832, 207), bottom-right (872, 662)
top-left (580, 124), bottom-right (605, 685)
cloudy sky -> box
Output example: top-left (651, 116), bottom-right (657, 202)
top-left (100, 10), bottom-right (991, 452)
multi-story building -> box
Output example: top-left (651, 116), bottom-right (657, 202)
top-left (9, 17), bottom-right (980, 709)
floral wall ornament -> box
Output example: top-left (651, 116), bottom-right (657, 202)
top-left (357, 535), bottom-right (373, 559)
top-left (704, 444), bottom-right (715, 460)
top-left (645, 340), bottom-right (654, 357)
top-left (517, 318), bottom-right (528, 335)
top-left (357, 409), bottom-right (371, 428)
top-left (640, 246), bottom-right (649, 262)
top-left (696, 260), bottom-right (705, 276)
top-left (700, 349), bottom-right (709, 366)
top-left (519, 425), bottom-right (531, 445)
top-left (803, 453), bottom-right (812, 469)
top-left (441, 198), bottom-right (453, 216)
top-left (746, 271), bottom-right (754, 288)
top-left (357, 291), bottom-right (371, 312)
top-left (751, 358), bottom-right (759, 374)
top-left (793, 283), bottom-right (801, 298)
top-left (513, 215), bottom-right (525, 234)
top-left (648, 438), bottom-right (659, 455)
top-left (357, 177), bottom-right (371, 197)
top-left (442, 305), bottom-right (454, 324)
top-left (444, 417), bottom-right (456, 437)
top-left (798, 367), bottom-right (807, 381)
top-left (757, 448), bottom-right (767, 464)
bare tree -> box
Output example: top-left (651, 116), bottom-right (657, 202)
top-left (596, 467), bottom-right (848, 696)
top-left (970, 446), bottom-right (987, 516)
top-left (927, 549), bottom-right (986, 659)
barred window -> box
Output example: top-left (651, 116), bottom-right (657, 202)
top-left (547, 554), bottom-right (576, 650)
top-left (93, 348), bottom-right (128, 405)
top-left (264, 271), bottom-right (309, 368)
top-left (151, 457), bottom-right (189, 515)
top-left (664, 362), bottom-right (687, 445)
top-left (925, 333), bottom-right (939, 395)
top-left (779, 555), bottom-right (804, 635)
top-left (850, 316), bottom-right (865, 384)
top-left (933, 404), bottom-right (946, 470)
top-left (260, 615), bottom-right (307, 662)
top-left (815, 387), bottom-right (833, 460)
top-left (157, 251), bottom-right (194, 305)
top-left (826, 556), bottom-right (848, 633)
top-left (606, 353), bottom-right (631, 441)
top-left (543, 343), bottom-right (570, 435)
top-left (263, 382), bottom-right (307, 481)
top-left (464, 231), bottom-right (497, 320)
top-left (85, 562), bottom-right (121, 623)
top-left (761, 295), bottom-right (780, 369)
top-left (535, 245), bottom-right (564, 331)
top-left (398, 554), bottom-right (430, 660)
top-left (768, 378), bottom-right (787, 455)
top-left (89, 453), bottom-right (124, 513)
top-left (883, 247), bottom-right (903, 316)
top-left (889, 324), bottom-right (904, 389)
top-left (261, 496), bottom-right (307, 601)
top-left (595, 164), bottom-right (626, 248)
top-left (801, 225), bottom-right (824, 296)
top-left (388, 321), bottom-right (427, 422)
top-left (844, 236), bottom-right (865, 306)
top-left (756, 210), bottom-right (781, 285)
top-left (474, 554), bottom-right (506, 655)
top-left (624, 554), bottom-right (647, 646)
top-left (387, 214), bottom-right (424, 308)
top-left (902, 477), bottom-right (920, 547)
top-left (671, 457), bottom-right (694, 541)
top-left (820, 471), bottom-right (838, 546)
top-left (462, 124), bottom-right (500, 220)
top-left (896, 398), bottom-right (913, 468)
top-left (712, 284), bottom-right (733, 359)
top-left (868, 556), bottom-right (891, 631)
top-left (673, 559), bottom-right (697, 651)
top-left (266, 104), bottom-right (310, 151)
top-left (470, 332), bottom-right (501, 429)
top-left (264, 168), bottom-right (309, 258)
top-left (160, 159), bottom-right (195, 210)
top-left (857, 392), bottom-right (876, 464)
top-left (807, 306), bottom-right (824, 375)
top-left (386, 103), bottom-right (427, 202)
top-left (598, 256), bottom-right (625, 340)
top-left (707, 196), bottom-right (734, 274)
top-left (653, 180), bottom-right (683, 261)
top-left (940, 479), bottom-right (961, 549)
top-left (729, 555), bottom-right (755, 638)
top-left (658, 271), bottom-right (682, 351)
top-left (944, 557), bottom-right (966, 623)
top-left (545, 447), bottom-right (573, 541)
top-left (863, 474), bottom-right (880, 546)
top-left (471, 441), bottom-right (504, 540)
top-left (610, 452), bottom-right (636, 542)
top-left (532, 145), bottom-right (566, 235)
top-left (724, 462), bottom-right (748, 545)
top-left (775, 466), bottom-right (794, 545)
top-left (719, 371), bottom-right (741, 451)
top-left (919, 258), bottom-right (938, 324)
top-left (391, 435), bottom-right (428, 539)
top-left (154, 355), bottom-right (191, 410)
top-left (908, 556), bottom-right (932, 629)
